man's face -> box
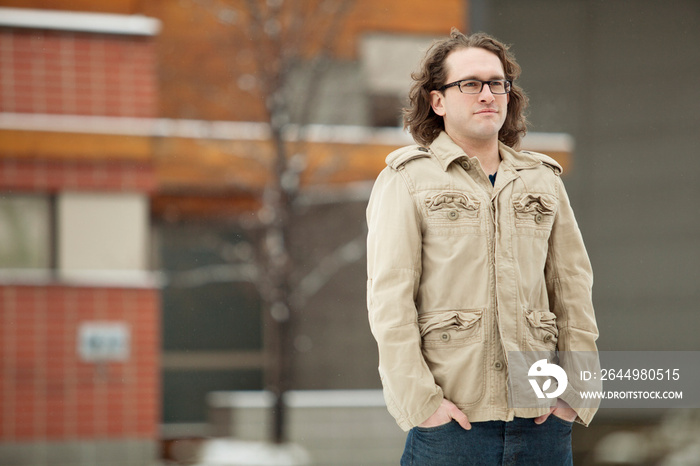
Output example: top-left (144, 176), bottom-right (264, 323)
top-left (430, 47), bottom-right (509, 145)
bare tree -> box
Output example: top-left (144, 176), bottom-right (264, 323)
top-left (190, 0), bottom-right (357, 444)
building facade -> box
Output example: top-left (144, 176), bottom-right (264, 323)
top-left (0, 8), bottom-right (161, 465)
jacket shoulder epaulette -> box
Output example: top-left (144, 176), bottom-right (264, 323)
top-left (385, 145), bottom-right (430, 170)
top-left (522, 150), bottom-right (563, 175)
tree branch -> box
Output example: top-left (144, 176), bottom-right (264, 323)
top-left (291, 231), bottom-right (365, 308)
top-left (163, 263), bottom-right (259, 288)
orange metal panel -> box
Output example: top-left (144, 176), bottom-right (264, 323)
top-left (0, 0), bottom-right (140, 14)
top-left (0, 129), bottom-right (152, 161)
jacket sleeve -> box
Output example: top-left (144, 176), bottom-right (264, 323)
top-left (545, 176), bottom-right (600, 426)
top-left (366, 167), bottom-right (443, 431)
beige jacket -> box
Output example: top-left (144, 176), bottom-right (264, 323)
top-left (366, 132), bottom-right (598, 431)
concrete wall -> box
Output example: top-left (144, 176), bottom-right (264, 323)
top-left (481, 0), bottom-right (700, 351)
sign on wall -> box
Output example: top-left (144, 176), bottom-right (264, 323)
top-left (78, 322), bottom-right (130, 362)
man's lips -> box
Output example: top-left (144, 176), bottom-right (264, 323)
top-left (475, 108), bottom-right (499, 114)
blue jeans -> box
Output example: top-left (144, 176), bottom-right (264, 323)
top-left (401, 416), bottom-right (573, 466)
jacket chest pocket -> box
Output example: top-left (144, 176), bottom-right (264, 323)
top-left (512, 193), bottom-right (556, 236)
top-left (419, 309), bottom-right (483, 347)
top-left (423, 191), bottom-right (482, 235)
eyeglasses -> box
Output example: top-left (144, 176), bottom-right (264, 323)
top-left (439, 79), bottom-right (512, 95)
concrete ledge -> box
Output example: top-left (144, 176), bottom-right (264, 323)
top-left (207, 390), bottom-right (405, 466)
top-left (208, 389), bottom-right (387, 409)
top-left (0, 439), bottom-right (157, 466)
top-left (0, 7), bottom-right (161, 36)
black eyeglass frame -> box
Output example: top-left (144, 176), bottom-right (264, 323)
top-left (438, 79), bottom-right (512, 94)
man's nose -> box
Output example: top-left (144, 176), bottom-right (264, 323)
top-left (479, 84), bottom-right (495, 102)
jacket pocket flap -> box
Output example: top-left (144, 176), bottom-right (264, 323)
top-left (513, 193), bottom-right (555, 214)
top-left (526, 310), bottom-right (557, 328)
top-left (419, 310), bottom-right (483, 337)
top-left (425, 191), bottom-right (480, 212)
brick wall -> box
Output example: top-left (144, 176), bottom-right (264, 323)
top-left (0, 158), bottom-right (155, 192)
top-left (0, 21), bottom-right (159, 192)
top-left (0, 285), bottom-right (160, 441)
top-left (0, 29), bottom-right (158, 117)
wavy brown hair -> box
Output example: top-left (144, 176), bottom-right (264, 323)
top-left (403, 29), bottom-right (528, 148)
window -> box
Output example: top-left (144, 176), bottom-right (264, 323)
top-left (0, 193), bottom-right (51, 270)
top-left (0, 191), bottom-right (150, 284)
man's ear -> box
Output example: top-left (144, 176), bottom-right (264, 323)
top-left (430, 90), bottom-right (446, 116)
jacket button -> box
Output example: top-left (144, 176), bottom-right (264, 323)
top-left (460, 160), bottom-right (470, 170)
top-left (543, 333), bottom-right (554, 343)
top-left (440, 332), bottom-right (450, 342)
top-left (534, 213), bottom-right (544, 224)
top-left (494, 361), bottom-right (504, 371)
top-left (447, 210), bottom-right (459, 221)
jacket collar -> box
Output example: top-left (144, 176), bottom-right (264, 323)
top-left (428, 131), bottom-right (549, 172)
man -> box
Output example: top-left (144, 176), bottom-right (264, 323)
top-left (366, 29), bottom-right (599, 465)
